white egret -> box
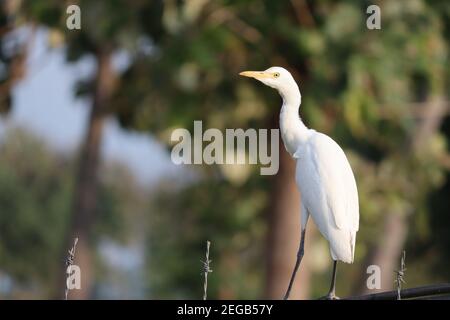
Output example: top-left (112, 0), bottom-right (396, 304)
top-left (240, 67), bottom-right (359, 300)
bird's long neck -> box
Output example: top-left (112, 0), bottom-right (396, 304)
top-left (279, 83), bottom-right (309, 156)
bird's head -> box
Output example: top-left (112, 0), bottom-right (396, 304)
top-left (239, 66), bottom-right (297, 94)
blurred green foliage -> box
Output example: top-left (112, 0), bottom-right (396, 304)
top-left (0, 129), bottom-right (127, 296)
top-left (0, 129), bottom-right (72, 287)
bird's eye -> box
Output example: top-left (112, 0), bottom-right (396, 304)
top-left (274, 72), bottom-right (280, 78)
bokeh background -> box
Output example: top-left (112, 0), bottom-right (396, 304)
top-left (0, 0), bottom-right (449, 299)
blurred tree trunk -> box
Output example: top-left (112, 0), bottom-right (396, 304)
top-left (61, 49), bottom-right (116, 299)
top-left (265, 145), bottom-right (311, 299)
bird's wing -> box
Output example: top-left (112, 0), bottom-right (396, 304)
top-left (306, 133), bottom-right (359, 232)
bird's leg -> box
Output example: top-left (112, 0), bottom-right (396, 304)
top-left (319, 260), bottom-right (339, 300)
top-left (328, 260), bottom-right (338, 299)
top-left (283, 229), bottom-right (306, 300)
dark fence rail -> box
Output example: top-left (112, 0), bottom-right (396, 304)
top-left (345, 283), bottom-right (450, 300)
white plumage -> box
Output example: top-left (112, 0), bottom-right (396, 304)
top-left (240, 66), bottom-right (359, 299)
top-left (294, 132), bottom-right (359, 263)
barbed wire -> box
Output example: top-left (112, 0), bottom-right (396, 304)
top-left (201, 240), bottom-right (213, 300)
top-left (64, 237), bottom-right (78, 300)
top-left (394, 250), bottom-right (407, 300)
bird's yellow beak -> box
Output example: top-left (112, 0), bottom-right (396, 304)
top-left (239, 71), bottom-right (273, 79)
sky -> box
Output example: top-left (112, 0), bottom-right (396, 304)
top-left (0, 27), bottom-right (181, 187)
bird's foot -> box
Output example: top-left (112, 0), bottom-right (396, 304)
top-left (318, 292), bottom-right (340, 300)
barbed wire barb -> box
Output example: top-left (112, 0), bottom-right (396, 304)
top-left (394, 250), bottom-right (407, 300)
top-left (201, 240), bottom-right (213, 300)
top-left (64, 237), bottom-right (79, 300)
